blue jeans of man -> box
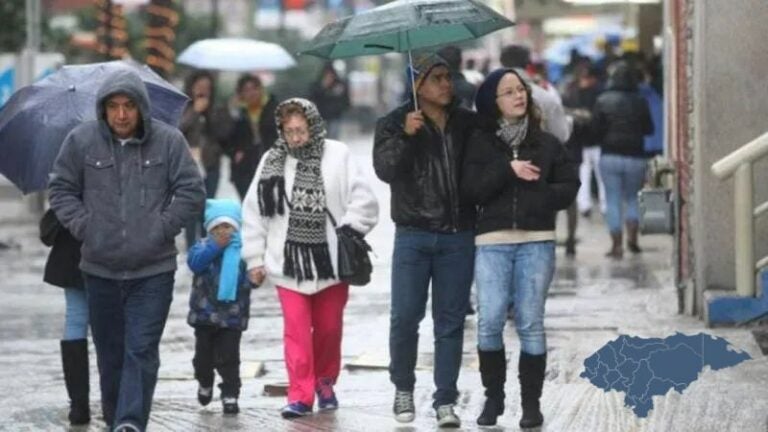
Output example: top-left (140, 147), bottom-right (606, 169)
top-left (388, 227), bottom-right (474, 408)
top-left (85, 272), bottom-right (175, 431)
top-left (599, 154), bottom-right (648, 234)
top-left (475, 241), bottom-right (555, 355)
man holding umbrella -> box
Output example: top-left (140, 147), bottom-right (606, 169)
top-left (49, 69), bottom-right (205, 432)
top-left (373, 53), bottom-right (477, 428)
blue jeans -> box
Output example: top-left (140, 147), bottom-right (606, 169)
top-left (388, 227), bottom-right (474, 408)
top-left (599, 154), bottom-right (648, 234)
top-left (64, 288), bottom-right (89, 341)
top-left (85, 272), bottom-right (175, 431)
top-left (475, 241), bottom-right (555, 355)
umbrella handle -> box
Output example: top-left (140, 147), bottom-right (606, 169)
top-left (409, 50), bottom-right (418, 111)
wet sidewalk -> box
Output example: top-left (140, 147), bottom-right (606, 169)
top-left (0, 138), bottom-right (766, 431)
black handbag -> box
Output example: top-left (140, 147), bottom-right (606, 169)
top-left (326, 209), bottom-right (373, 286)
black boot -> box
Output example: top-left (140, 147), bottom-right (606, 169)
top-left (606, 232), bottom-right (623, 259)
top-left (476, 349), bottom-right (506, 426)
top-left (518, 352), bottom-right (546, 429)
top-left (626, 221), bottom-right (642, 254)
top-left (61, 339), bottom-right (91, 425)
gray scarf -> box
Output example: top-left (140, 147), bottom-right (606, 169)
top-left (257, 98), bottom-right (334, 282)
top-left (496, 116), bottom-right (529, 160)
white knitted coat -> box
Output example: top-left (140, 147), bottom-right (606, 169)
top-left (242, 139), bottom-right (379, 295)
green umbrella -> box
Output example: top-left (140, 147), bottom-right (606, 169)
top-left (300, 0), bottom-right (514, 108)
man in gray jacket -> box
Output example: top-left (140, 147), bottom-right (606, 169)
top-left (49, 68), bottom-right (205, 432)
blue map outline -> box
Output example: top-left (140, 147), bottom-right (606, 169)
top-left (580, 332), bottom-right (751, 417)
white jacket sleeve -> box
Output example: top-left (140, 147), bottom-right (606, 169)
top-left (241, 153), bottom-right (269, 270)
top-left (338, 148), bottom-right (379, 235)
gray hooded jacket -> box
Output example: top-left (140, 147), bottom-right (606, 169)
top-left (49, 69), bottom-right (205, 280)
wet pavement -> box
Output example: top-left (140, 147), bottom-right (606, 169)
top-left (0, 134), bottom-right (767, 431)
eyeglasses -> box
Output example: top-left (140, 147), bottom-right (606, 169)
top-left (283, 128), bottom-right (309, 139)
top-left (496, 87), bottom-right (527, 99)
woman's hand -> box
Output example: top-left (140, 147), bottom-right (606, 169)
top-left (510, 160), bottom-right (541, 181)
top-left (248, 266), bottom-right (267, 285)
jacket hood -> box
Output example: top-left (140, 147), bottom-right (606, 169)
top-left (606, 63), bottom-right (638, 92)
top-left (96, 68), bottom-right (152, 143)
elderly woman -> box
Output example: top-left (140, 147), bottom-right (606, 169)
top-left (461, 69), bottom-right (579, 429)
top-left (241, 98), bottom-right (379, 419)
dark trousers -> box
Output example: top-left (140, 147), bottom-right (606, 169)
top-left (184, 210), bottom-right (205, 251)
top-left (193, 327), bottom-right (242, 398)
top-left (388, 227), bottom-right (475, 408)
top-left (85, 271), bottom-right (174, 431)
top-left (204, 166), bottom-right (220, 199)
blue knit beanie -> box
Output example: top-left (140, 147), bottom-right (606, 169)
top-left (204, 199), bottom-right (242, 232)
top-left (475, 67), bottom-right (525, 118)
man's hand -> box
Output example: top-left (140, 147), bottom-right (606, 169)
top-left (234, 151), bottom-right (245, 164)
top-left (510, 160), bottom-right (541, 181)
top-left (193, 96), bottom-right (210, 114)
top-left (404, 111), bottom-right (425, 136)
top-left (248, 267), bottom-right (267, 285)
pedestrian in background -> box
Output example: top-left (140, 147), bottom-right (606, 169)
top-left (592, 61), bottom-right (654, 258)
top-left (49, 69), bottom-right (205, 432)
top-left (180, 71), bottom-right (230, 198)
top-left (180, 71), bottom-right (232, 250)
top-left (242, 98), bottom-right (378, 419)
top-left (373, 53), bottom-right (477, 429)
top-left (437, 45), bottom-right (477, 110)
top-left (39, 209), bottom-right (91, 426)
top-left (566, 64), bottom-right (605, 220)
top-left (462, 68), bottom-right (579, 429)
top-left (310, 63), bottom-right (350, 140)
top-left (562, 64), bottom-right (604, 256)
top-left (187, 199), bottom-right (253, 416)
top-left (226, 74), bottom-right (279, 200)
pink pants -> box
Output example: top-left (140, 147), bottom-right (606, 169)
top-left (277, 283), bottom-right (349, 406)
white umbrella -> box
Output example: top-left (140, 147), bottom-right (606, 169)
top-left (178, 38), bottom-right (297, 72)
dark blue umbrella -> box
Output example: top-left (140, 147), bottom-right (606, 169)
top-left (0, 60), bottom-right (189, 194)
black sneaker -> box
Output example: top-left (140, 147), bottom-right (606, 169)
top-left (222, 397), bottom-right (239, 415)
top-left (197, 385), bottom-right (213, 406)
top-left (393, 390), bottom-right (415, 423)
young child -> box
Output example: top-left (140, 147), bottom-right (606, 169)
top-left (187, 199), bottom-right (253, 415)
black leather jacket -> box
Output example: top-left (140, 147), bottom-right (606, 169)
top-left (461, 120), bottom-right (580, 234)
top-left (373, 103), bottom-right (477, 233)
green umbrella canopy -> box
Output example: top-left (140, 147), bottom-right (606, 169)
top-left (300, 0), bottom-right (515, 59)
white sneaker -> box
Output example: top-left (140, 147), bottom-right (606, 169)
top-left (436, 404), bottom-right (461, 428)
